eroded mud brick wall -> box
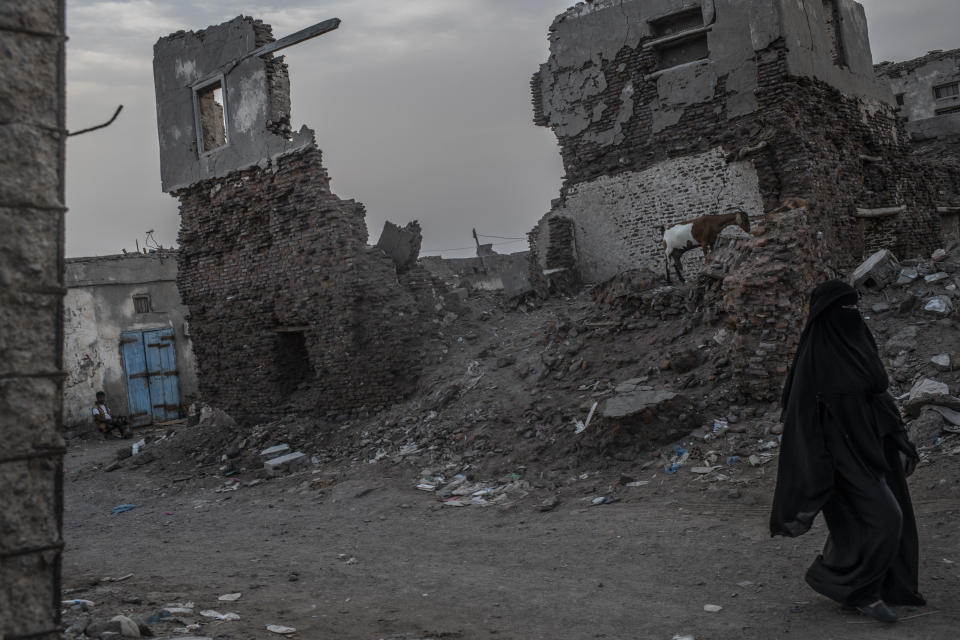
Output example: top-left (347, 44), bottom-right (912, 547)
top-left (0, 1), bottom-right (66, 638)
top-left (157, 18), bottom-right (435, 417)
top-left (176, 148), bottom-right (429, 416)
top-left (530, 0), bottom-right (941, 283)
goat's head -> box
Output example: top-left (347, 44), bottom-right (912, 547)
top-left (736, 210), bottom-right (751, 233)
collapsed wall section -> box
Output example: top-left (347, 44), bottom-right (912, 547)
top-left (175, 147), bottom-right (431, 417)
top-left (529, 0), bottom-right (941, 283)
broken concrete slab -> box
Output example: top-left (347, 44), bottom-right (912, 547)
top-left (924, 272), bottom-right (950, 283)
top-left (928, 405), bottom-right (960, 427)
top-left (264, 451), bottom-right (308, 476)
top-left (603, 388), bottom-right (677, 419)
top-left (850, 249), bottom-right (900, 291)
top-left (903, 378), bottom-right (960, 416)
top-left (260, 444), bottom-right (291, 461)
top-left (501, 264), bottom-right (533, 299)
top-left (376, 220), bottom-right (422, 272)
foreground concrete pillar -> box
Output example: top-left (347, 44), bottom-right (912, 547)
top-left (0, 1), bottom-right (67, 638)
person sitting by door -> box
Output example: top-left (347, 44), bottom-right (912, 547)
top-left (92, 391), bottom-right (130, 438)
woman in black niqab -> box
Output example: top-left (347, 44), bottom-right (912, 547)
top-left (770, 280), bottom-right (924, 621)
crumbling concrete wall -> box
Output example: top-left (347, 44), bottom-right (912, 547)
top-left (63, 253), bottom-right (198, 429)
top-left (0, 1), bottom-right (66, 638)
top-left (153, 16), bottom-right (314, 193)
top-left (530, 0), bottom-right (941, 283)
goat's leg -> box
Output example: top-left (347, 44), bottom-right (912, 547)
top-left (674, 254), bottom-right (685, 283)
top-left (665, 254), bottom-right (672, 283)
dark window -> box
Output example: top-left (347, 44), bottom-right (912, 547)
top-left (650, 7), bottom-right (703, 38)
top-left (274, 331), bottom-right (312, 396)
top-left (194, 79), bottom-right (227, 154)
top-left (895, 93), bottom-right (905, 106)
top-left (935, 104), bottom-right (960, 116)
top-left (133, 295), bottom-right (151, 314)
top-left (934, 82), bottom-right (959, 99)
top-left (658, 36), bottom-right (710, 70)
top-left (821, 0), bottom-right (846, 67)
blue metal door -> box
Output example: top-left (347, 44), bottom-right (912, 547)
top-left (121, 328), bottom-right (181, 426)
top-left (121, 331), bottom-right (153, 427)
top-left (144, 327), bottom-right (180, 421)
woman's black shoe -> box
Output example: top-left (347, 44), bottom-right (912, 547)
top-left (857, 600), bottom-right (898, 623)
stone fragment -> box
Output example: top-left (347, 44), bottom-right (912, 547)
top-left (264, 451), bottom-right (308, 476)
top-left (871, 302), bottom-right (890, 313)
top-left (896, 267), bottom-right (919, 286)
top-left (850, 249), bottom-right (900, 291)
top-left (932, 248), bottom-right (948, 262)
top-left (924, 295), bottom-right (952, 315)
top-left (928, 405), bottom-right (960, 427)
top-left (931, 354), bottom-right (952, 371)
top-left (924, 272), bottom-right (949, 283)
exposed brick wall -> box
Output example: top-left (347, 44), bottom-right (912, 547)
top-left (175, 147), bottom-right (440, 418)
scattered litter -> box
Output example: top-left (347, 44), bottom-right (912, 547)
top-left (591, 495), bottom-right (619, 506)
top-left (111, 504), bottom-right (136, 515)
top-left (173, 624), bottom-right (202, 633)
top-left (672, 636), bottom-right (695, 640)
top-left (101, 573), bottom-right (134, 582)
top-left (132, 439), bottom-right (146, 455)
top-left (110, 615), bottom-right (140, 637)
top-left (712, 419), bottom-right (728, 434)
top-left (726, 456), bottom-right (740, 465)
top-left (217, 593), bottom-right (242, 601)
top-left (574, 401), bottom-right (598, 435)
top-left (690, 466), bottom-right (720, 474)
top-left (625, 481), bottom-right (649, 487)
top-left (62, 599), bottom-right (95, 608)
top-left (664, 445), bottom-right (690, 474)
top-left (200, 610), bottom-right (240, 621)
top-left (758, 440), bottom-right (779, 450)
top-left (266, 624), bottom-right (297, 634)
top-left (790, 605), bottom-right (804, 614)
top-left (214, 479), bottom-right (241, 493)
top-left (703, 604), bottom-right (723, 613)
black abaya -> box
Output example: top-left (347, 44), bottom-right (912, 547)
top-left (770, 280), bottom-right (924, 608)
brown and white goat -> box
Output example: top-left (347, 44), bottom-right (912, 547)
top-left (659, 210), bottom-right (750, 283)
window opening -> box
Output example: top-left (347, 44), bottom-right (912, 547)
top-left (194, 79), bottom-right (227, 154)
top-left (935, 104), bottom-right (960, 116)
top-left (649, 7), bottom-right (703, 38)
top-left (934, 82), bottom-right (959, 100)
top-left (133, 295), bottom-right (151, 314)
top-left (274, 331), bottom-right (312, 396)
top-left (648, 7), bottom-right (708, 72)
top-left (821, 0), bottom-right (846, 67)
top-left (895, 93), bottom-right (905, 106)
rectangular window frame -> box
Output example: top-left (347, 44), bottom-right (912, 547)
top-left (933, 82), bottom-right (959, 100)
top-left (192, 74), bottom-right (230, 156)
top-left (644, 6), bottom-right (711, 73)
top-left (133, 295), bottom-right (152, 314)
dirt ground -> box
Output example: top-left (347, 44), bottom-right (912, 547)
top-left (61, 256), bottom-right (960, 639)
top-left (63, 431), bottom-right (959, 640)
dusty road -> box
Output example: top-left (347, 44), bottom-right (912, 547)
top-left (62, 435), bottom-right (958, 640)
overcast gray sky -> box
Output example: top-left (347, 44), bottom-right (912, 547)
top-left (64, 0), bottom-right (960, 258)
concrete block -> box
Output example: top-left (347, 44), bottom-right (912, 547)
top-left (850, 249), bottom-right (900, 291)
top-left (0, 1), bottom-right (60, 33)
top-left (0, 34), bottom-right (59, 128)
top-left (603, 388), bottom-right (677, 419)
top-left (259, 443), bottom-right (290, 461)
top-left (264, 451), bottom-right (308, 476)
top-left (501, 265), bottom-right (533, 299)
top-left (0, 291), bottom-right (59, 376)
top-left (924, 295), bottom-right (953, 315)
top-left (0, 124), bottom-right (61, 208)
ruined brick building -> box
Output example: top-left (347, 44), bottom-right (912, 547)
top-left (153, 17), bottom-right (442, 418)
top-left (876, 49), bottom-right (960, 244)
top-left (529, 0), bottom-right (944, 284)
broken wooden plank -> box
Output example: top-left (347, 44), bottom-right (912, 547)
top-left (247, 18), bottom-right (340, 61)
top-left (855, 205), bottom-right (905, 218)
